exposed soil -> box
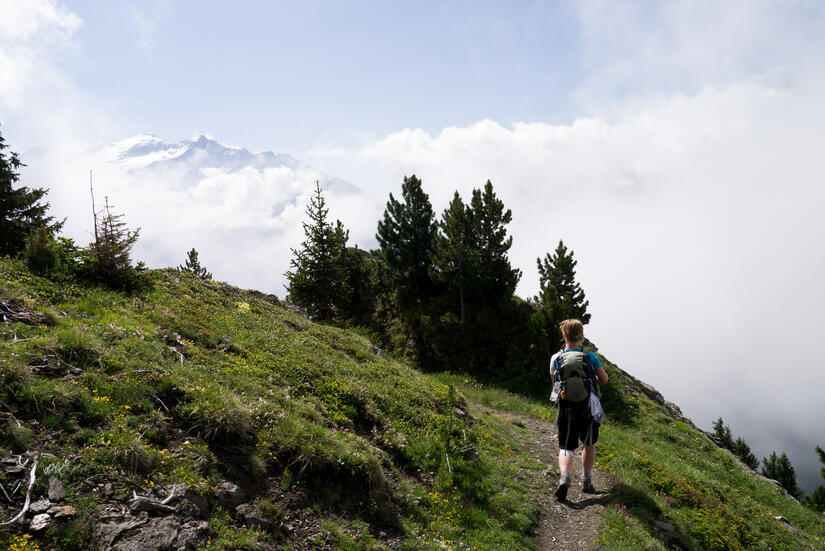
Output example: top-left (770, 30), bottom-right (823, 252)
top-left (477, 404), bottom-right (614, 551)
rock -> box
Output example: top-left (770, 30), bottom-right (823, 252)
top-left (48, 477), bottom-right (66, 501)
top-left (183, 488), bottom-right (210, 518)
top-left (775, 515), bottom-right (800, 535)
top-left (93, 514), bottom-right (149, 549)
top-left (175, 520), bottom-right (210, 549)
top-left (130, 499), bottom-right (177, 514)
top-left (48, 504), bottom-right (77, 518)
top-left (236, 503), bottom-right (280, 533)
top-left (96, 515), bottom-right (210, 551)
top-left (110, 516), bottom-right (179, 551)
top-left (653, 519), bottom-right (676, 533)
top-left (215, 481), bottom-right (247, 509)
top-left (30, 498), bottom-right (51, 513)
top-left (30, 513), bottom-right (51, 531)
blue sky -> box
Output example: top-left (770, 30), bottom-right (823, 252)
top-left (2, 0), bottom-right (825, 490)
top-left (60, 1), bottom-right (585, 151)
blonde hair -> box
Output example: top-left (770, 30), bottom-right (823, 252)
top-left (559, 319), bottom-right (584, 346)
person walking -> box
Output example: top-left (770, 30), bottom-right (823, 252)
top-left (549, 319), bottom-right (608, 500)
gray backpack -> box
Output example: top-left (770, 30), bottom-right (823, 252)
top-left (552, 350), bottom-right (598, 403)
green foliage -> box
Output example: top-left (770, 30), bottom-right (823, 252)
top-left (803, 446), bottom-right (825, 512)
top-left (0, 128), bottom-right (63, 256)
top-left (178, 247), bottom-right (212, 280)
top-left (376, 174), bottom-right (437, 362)
top-left (86, 197), bottom-right (149, 291)
top-left (712, 416), bottom-right (733, 448)
top-left (762, 451), bottom-right (801, 499)
top-left (23, 226), bottom-right (58, 276)
top-left (732, 436), bottom-right (759, 470)
top-left (536, 240), bottom-right (590, 348)
top-left (286, 182), bottom-right (350, 320)
top-left (712, 417), bottom-right (758, 469)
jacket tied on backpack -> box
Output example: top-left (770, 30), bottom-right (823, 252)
top-left (549, 349), bottom-right (600, 406)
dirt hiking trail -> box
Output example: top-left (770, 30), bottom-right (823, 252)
top-left (477, 404), bottom-right (614, 551)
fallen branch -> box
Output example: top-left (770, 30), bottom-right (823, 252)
top-left (151, 394), bottom-right (170, 413)
top-left (171, 347), bottom-right (184, 366)
top-left (0, 453), bottom-right (38, 526)
top-left (131, 475), bottom-right (181, 506)
top-left (0, 482), bottom-right (11, 502)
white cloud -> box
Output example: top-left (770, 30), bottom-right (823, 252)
top-left (131, 1), bottom-right (170, 54)
top-left (0, 0), bottom-right (81, 111)
top-left (307, 73), bottom-right (825, 485)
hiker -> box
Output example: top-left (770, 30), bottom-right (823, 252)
top-left (549, 318), bottom-right (608, 501)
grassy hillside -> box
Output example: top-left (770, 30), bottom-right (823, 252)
top-left (1, 258), bottom-right (823, 550)
top-left (439, 364), bottom-right (825, 549)
top-left (0, 259), bottom-right (552, 550)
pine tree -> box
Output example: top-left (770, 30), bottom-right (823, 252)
top-left (23, 226), bottom-right (58, 276)
top-left (376, 174), bottom-right (437, 312)
top-left (0, 129), bottom-right (62, 256)
top-left (431, 192), bottom-right (477, 321)
top-left (712, 418), bottom-right (758, 469)
top-left (732, 436), bottom-right (759, 470)
top-left (376, 175), bottom-right (437, 364)
top-left (804, 446), bottom-right (825, 512)
top-left (468, 180), bottom-right (521, 300)
top-left (537, 240), bottom-right (590, 324)
top-left (88, 197), bottom-right (145, 289)
top-left (762, 451), bottom-right (801, 498)
top-left (286, 182), bottom-right (350, 320)
top-left (179, 248), bottom-right (212, 280)
top-left (712, 417), bottom-right (733, 449)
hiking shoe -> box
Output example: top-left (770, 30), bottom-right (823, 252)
top-left (554, 475), bottom-right (571, 501)
top-left (582, 478), bottom-right (596, 494)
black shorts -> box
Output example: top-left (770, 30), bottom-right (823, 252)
top-left (557, 402), bottom-right (599, 450)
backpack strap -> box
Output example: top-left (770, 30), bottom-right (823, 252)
top-left (581, 349), bottom-right (601, 398)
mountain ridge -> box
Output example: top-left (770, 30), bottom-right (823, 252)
top-left (0, 259), bottom-right (823, 550)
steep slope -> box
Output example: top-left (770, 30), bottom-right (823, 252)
top-left (1, 259), bottom-right (823, 550)
top-left (0, 260), bottom-right (550, 550)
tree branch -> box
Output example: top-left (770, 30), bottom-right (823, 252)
top-left (0, 454), bottom-right (38, 526)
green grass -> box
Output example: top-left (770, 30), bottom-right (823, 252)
top-left (5, 257), bottom-right (822, 550)
top-left (0, 259), bottom-right (547, 550)
top-left (441, 356), bottom-right (825, 550)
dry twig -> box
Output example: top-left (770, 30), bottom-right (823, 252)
top-left (0, 453), bottom-right (38, 526)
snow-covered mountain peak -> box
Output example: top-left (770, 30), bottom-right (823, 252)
top-left (101, 133), bottom-right (358, 194)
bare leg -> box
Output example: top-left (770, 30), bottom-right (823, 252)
top-left (582, 444), bottom-right (596, 476)
top-left (559, 450), bottom-right (573, 474)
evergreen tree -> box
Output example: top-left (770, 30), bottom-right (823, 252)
top-left (23, 226), bottom-right (58, 276)
top-left (468, 180), bottom-right (521, 300)
top-left (732, 436), bottom-right (759, 470)
top-left (376, 175), bottom-right (437, 362)
top-left (286, 182), bottom-right (350, 320)
top-left (0, 129), bottom-right (62, 256)
top-left (88, 197), bottom-right (146, 290)
top-left (762, 451), bottom-right (801, 499)
top-left (179, 248), bottom-right (212, 280)
top-left (376, 175), bottom-right (437, 311)
top-left (537, 240), bottom-right (590, 324)
top-left (712, 418), bottom-right (758, 469)
top-left (431, 192), bottom-right (477, 321)
top-left (712, 417), bottom-right (733, 449)
top-left (804, 446), bottom-right (825, 512)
